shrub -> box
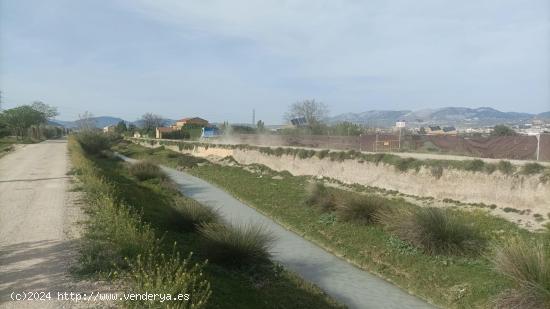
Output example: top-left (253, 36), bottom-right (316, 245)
top-left (380, 207), bottom-right (485, 256)
top-left (76, 131), bottom-right (110, 154)
top-left (484, 163), bottom-right (497, 174)
top-left (316, 149), bottom-right (330, 160)
top-left (497, 160), bottom-right (515, 175)
top-left (127, 251), bottom-right (211, 309)
top-left (173, 198), bottom-right (220, 231)
top-left (305, 182), bottom-right (336, 212)
top-left (337, 195), bottom-right (388, 224)
top-left (493, 238), bottom-right (550, 308)
top-left (199, 223), bottom-right (274, 267)
top-left (430, 165), bottom-right (444, 179)
top-left (176, 154), bottom-right (207, 169)
top-left (395, 158), bottom-right (417, 172)
top-left (521, 163), bottom-right (545, 175)
top-left (464, 159), bottom-right (485, 172)
top-left (128, 161), bottom-right (167, 181)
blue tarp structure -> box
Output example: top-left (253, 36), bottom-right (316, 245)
top-left (201, 127), bottom-right (220, 138)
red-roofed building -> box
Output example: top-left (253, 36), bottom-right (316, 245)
top-left (174, 117), bottom-right (209, 128)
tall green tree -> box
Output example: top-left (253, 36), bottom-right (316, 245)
top-left (115, 120), bottom-right (128, 133)
top-left (491, 125), bottom-right (517, 136)
top-left (0, 105), bottom-right (46, 139)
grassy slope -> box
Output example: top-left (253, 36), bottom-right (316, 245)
top-left (115, 142), bottom-right (549, 308)
top-left (78, 146), bottom-right (342, 308)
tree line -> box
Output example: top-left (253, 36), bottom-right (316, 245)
top-left (0, 102), bottom-right (62, 139)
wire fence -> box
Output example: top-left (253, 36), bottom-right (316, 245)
top-left (221, 133), bottom-right (550, 161)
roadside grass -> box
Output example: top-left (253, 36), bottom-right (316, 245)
top-left (73, 136), bottom-right (342, 308)
top-left (114, 141), bottom-right (550, 308)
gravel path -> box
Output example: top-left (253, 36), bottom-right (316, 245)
top-left (0, 140), bottom-right (82, 308)
top-left (121, 155), bottom-right (434, 309)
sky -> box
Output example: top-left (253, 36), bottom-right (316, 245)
top-left (1, 0), bottom-right (549, 124)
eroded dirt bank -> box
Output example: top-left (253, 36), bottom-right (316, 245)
top-left (133, 140), bottom-right (550, 228)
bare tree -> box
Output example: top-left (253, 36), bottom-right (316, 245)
top-left (78, 111), bottom-right (96, 131)
top-left (31, 101), bottom-right (58, 121)
top-left (284, 99), bottom-right (329, 126)
top-left (140, 113), bottom-right (165, 133)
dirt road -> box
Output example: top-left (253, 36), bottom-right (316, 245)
top-left (0, 140), bottom-right (79, 308)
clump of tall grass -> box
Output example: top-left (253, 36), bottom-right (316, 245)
top-left (521, 163), bottom-right (545, 175)
top-left (337, 195), bottom-right (388, 224)
top-left (173, 198), bottom-right (220, 231)
top-left (464, 159), bottom-right (485, 172)
top-left (126, 250), bottom-right (211, 309)
top-left (75, 131), bottom-right (111, 154)
top-left (493, 238), bottom-right (550, 308)
top-left (379, 207), bottom-right (486, 256)
top-left (128, 160), bottom-right (167, 181)
top-left (305, 182), bottom-right (336, 212)
top-left (198, 223), bottom-right (274, 267)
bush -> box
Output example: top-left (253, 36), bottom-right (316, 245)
top-left (464, 159), bottom-right (485, 172)
top-left (76, 131), bottom-right (110, 154)
top-left (380, 207), bottom-right (485, 256)
top-left (305, 182), bottom-right (336, 212)
top-left (497, 160), bottom-right (515, 175)
top-left (521, 163), bottom-right (545, 175)
top-left (430, 165), bottom-right (444, 179)
top-left (176, 154), bottom-right (207, 169)
top-left (127, 251), bottom-right (211, 309)
top-left (316, 149), bottom-right (330, 159)
top-left (337, 195), bottom-right (388, 224)
top-left (173, 198), bottom-right (220, 231)
top-left (199, 223), bottom-right (274, 267)
top-left (395, 158), bottom-right (418, 172)
top-left (128, 161), bottom-right (167, 181)
top-left (493, 238), bottom-right (550, 308)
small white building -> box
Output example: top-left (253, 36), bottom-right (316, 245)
top-left (103, 125), bottom-right (116, 133)
top-left (395, 120), bottom-right (406, 128)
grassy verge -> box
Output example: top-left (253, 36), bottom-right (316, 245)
top-left (71, 136), bottom-right (342, 308)
top-left (115, 141), bottom-right (550, 308)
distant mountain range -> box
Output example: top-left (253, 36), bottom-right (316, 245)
top-left (329, 107), bottom-right (550, 127)
top-left (53, 107), bottom-right (549, 129)
top-left (55, 116), bottom-right (176, 129)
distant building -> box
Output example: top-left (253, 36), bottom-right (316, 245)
top-left (290, 117), bottom-right (308, 127)
top-left (156, 127), bottom-right (178, 139)
top-left (103, 125), bottom-right (116, 133)
top-left (133, 132), bottom-right (142, 138)
top-left (395, 120), bottom-right (406, 128)
top-left (174, 117), bottom-right (209, 128)
top-left (426, 126), bottom-right (442, 135)
top-left (201, 127), bottom-right (220, 138)
top-left (442, 126), bottom-right (457, 135)
top-left (425, 125), bottom-right (457, 135)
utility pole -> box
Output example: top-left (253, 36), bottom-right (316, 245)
top-left (536, 133), bottom-right (540, 161)
top-left (252, 109), bottom-right (255, 127)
